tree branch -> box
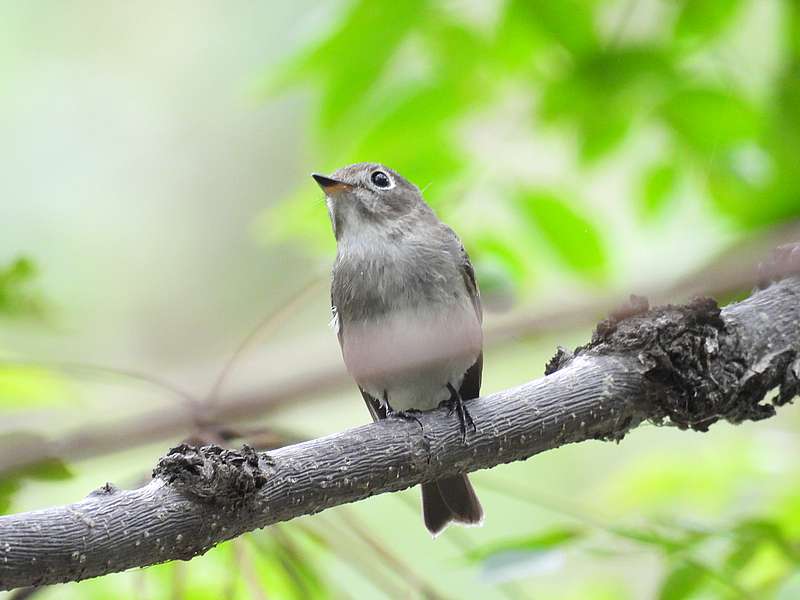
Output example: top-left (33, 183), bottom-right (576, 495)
top-left (1, 270), bottom-right (798, 591)
top-left (3, 222), bottom-right (798, 477)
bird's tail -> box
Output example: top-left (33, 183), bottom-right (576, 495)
top-left (421, 474), bottom-right (483, 536)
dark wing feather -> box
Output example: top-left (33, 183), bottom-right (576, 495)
top-left (460, 246), bottom-right (482, 324)
top-left (440, 225), bottom-right (482, 325)
top-left (459, 351), bottom-right (482, 401)
top-left (447, 227), bottom-right (483, 400)
top-left (360, 387), bottom-right (386, 422)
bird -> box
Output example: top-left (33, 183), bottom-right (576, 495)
top-left (312, 163), bottom-right (484, 535)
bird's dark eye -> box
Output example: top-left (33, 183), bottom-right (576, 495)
top-left (371, 170), bottom-right (391, 188)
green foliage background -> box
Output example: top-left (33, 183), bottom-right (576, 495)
top-left (1, 1), bottom-right (800, 599)
top-left (263, 0), bottom-right (800, 297)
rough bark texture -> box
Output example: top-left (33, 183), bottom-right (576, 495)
top-left (0, 270), bottom-right (798, 591)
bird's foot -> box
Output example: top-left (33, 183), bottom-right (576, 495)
top-left (445, 384), bottom-right (476, 444)
top-left (387, 407), bottom-right (424, 431)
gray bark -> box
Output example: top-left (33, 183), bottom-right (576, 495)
top-left (0, 271), bottom-right (798, 591)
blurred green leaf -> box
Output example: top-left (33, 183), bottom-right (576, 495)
top-left (704, 151), bottom-right (800, 228)
top-left (145, 543), bottom-right (238, 599)
top-left (468, 527), bottom-right (582, 583)
top-left (506, 0), bottom-right (598, 56)
top-left (23, 457), bottom-right (72, 481)
top-left (611, 526), bottom-right (709, 555)
top-left (673, 0), bottom-right (744, 46)
top-left (658, 562), bottom-right (709, 600)
top-left (421, 18), bottom-right (488, 84)
top-left (467, 527), bottom-right (583, 562)
top-left (579, 108), bottom-right (630, 162)
top-left (269, 0), bottom-right (429, 131)
top-left (471, 235), bottom-right (528, 283)
top-left (727, 519), bottom-right (798, 567)
top-left (0, 478), bottom-right (20, 514)
top-left (273, 541), bottom-right (327, 599)
top-left (0, 432), bottom-right (73, 514)
top-left (492, 0), bottom-right (549, 73)
top-left (540, 47), bottom-right (675, 161)
top-left (661, 87), bottom-right (761, 154)
top-left (353, 83), bottom-right (466, 195)
top-left (516, 190), bottom-right (608, 280)
top-left (250, 530), bottom-right (328, 600)
top-left (0, 364), bottom-right (69, 409)
top-left (775, 59), bottom-right (800, 147)
top-left (0, 256), bottom-right (45, 318)
top-left (725, 536), bottom-right (760, 574)
top-left (469, 233), bottom-right (534, 308)
top-left (639, 161), bottom-right (679, 219)
top-left (470, 257), bottom-right (516, 310)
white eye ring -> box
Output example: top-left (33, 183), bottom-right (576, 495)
top-left (370, 170), bottom-right (394, 189)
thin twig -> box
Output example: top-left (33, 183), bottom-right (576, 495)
top-left (335, 508), bottom-right (449, 600)
top-left (170, 561), bottom-right (186, 600)
top-left (0, 358), bottom-right (197, 407)
top-left (205, 275), bottom-right (324, 407)
top-left (392, 492), bottom-right (528, 600)
top-left (295, 520), bottom-right (408, 599)
top-left (474, 476), bottom-right (609, 530)
top-left (481, 477), bottom-right (754, 599)
top-left (236, 540), bottom-right (269, 600)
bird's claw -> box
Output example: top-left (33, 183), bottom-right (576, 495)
top-left (445, 384), bottom-right (476, 444)
top-left (388, 407), bottom-right (424, 431)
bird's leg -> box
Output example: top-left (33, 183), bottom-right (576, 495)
top-left (394, 409), bottom-right (424, 430)
top-left (384, 390), bottom-right (424, 431)
top-left (445, 383), bottom-right (476, 443)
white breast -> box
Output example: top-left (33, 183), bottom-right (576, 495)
top-left (341, 297), bottom-right (482, 412)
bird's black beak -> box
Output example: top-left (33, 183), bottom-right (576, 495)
top-left (312, 173), bottom-right (352, 193)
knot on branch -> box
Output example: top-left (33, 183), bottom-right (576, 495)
top-left (781, 356), bottom-right (800, 406)
top-left (153, 443), bottom-right (268, 505)
top-left (87, 482), bottom-right (120, 498)
top-left (550, 294), bottom-right (796, 431)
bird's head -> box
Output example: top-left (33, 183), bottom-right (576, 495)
top-left (312, 163), bottom-right (427, 240)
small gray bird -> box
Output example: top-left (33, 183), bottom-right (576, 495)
top-left (312, 163), bottom-right (484, 535)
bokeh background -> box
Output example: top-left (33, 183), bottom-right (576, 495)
top-left (2, 0), bottom-right (800, 598)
